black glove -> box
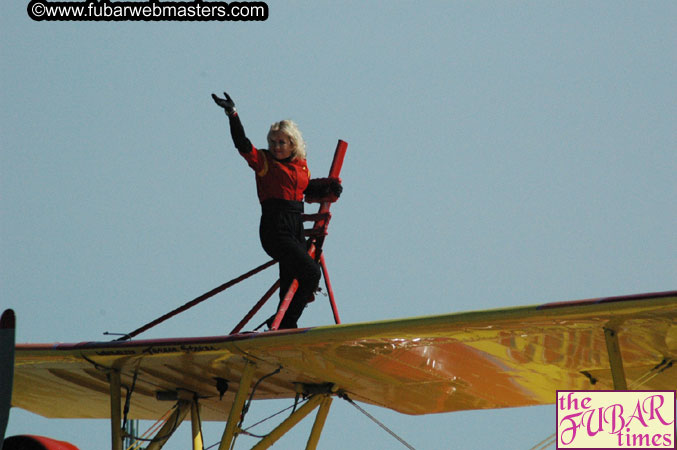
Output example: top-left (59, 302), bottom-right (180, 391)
top-left (304, 178), bottom-right (343, 203)
top-left (211, 92), bottom-right (237, 116)
top-left (329, 179), bottom-right (343, 198)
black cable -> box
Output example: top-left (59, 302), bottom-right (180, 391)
top-left (239, 366), bottom-right (282, 429)
top-left (122, 364), bottom-right (140, 429)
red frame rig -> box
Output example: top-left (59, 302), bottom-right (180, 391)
top-left (119, 140), bottom-right (347, 341)
top-left (241, 140), bottom-right (347, 332)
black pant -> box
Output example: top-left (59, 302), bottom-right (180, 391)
top-left (259, 200), bottom-right (321, 329)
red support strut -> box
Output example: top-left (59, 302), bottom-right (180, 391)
top-left (229, 280), bottom-right (280, 335)
top-left (320, 254), bottom-right (341, 324)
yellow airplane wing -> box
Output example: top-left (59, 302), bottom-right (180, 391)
top-left (12, 291), bottom-right (676, 422)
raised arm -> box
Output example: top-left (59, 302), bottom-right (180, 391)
top-left (212, 92), bottom-right (253, 154)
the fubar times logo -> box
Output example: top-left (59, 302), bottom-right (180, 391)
top-left (557, 391), bottom-right (676, 449)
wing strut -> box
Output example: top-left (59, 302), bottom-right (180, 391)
top-left (109, 370), bottom-right (123, 450)
top-left (248, 393), bottom-right (328, 450)
top-left (219, 359), bottom-right (257, 449)
top-left (191, 399), bottom-right (204, 450)
top-left (306, 396), bottom-right (334, 450)
top-left (603, 326), bottom-right (628, 390)
top-left (145, 400), bottom-right (191, 450)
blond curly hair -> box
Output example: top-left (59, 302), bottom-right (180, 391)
top-left (267, 120), bottom-right (306, 160)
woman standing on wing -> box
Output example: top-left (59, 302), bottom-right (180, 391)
top-left (212, 92), bottom-right (340, 329)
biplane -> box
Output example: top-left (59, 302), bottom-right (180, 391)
top-left (2, 140), bottom-right (676, 449)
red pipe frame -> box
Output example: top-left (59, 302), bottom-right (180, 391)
top-left (269, 140), bottom-right (347, 331)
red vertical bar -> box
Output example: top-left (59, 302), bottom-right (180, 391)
top-left (328, 139), bottom-right (348, 178)
top-left (320, 254), bottom-right (340, 324)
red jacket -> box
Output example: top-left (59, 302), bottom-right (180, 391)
top-left (240, 145), bottom-right (310, 203)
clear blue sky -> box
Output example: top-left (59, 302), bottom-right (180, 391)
top-left (2, 1), bottom-right (675, 449)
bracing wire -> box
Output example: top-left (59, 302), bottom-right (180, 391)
top-left (202, 398), bottom-right (310, 450)
top-left (528, 434), bottom-right (555, 450)
top-left (341, 394), bottom-right (417, 450)
top-left (125, 407), bottom-right (174, 450)
top-left (244, 399), bottom-right (307, 433)
top-left (123, 403), bottom-right (183, 446)
top-left (629, 358), bottom-right (674, 389)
